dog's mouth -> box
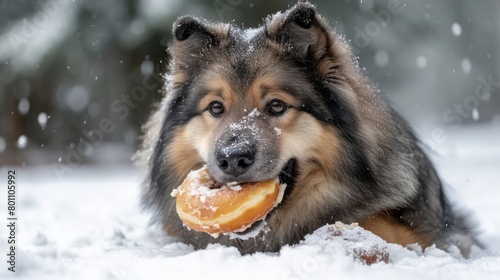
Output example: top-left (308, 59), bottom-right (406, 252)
top-left (207, 158), bottom-right (297, 193)
top-left (229, 159), bottom-right (297, 238)
top-left (278, 159), bottom-right (297, 203)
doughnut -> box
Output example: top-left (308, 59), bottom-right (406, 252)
top-left (171, 166), bottom-right (283, 236)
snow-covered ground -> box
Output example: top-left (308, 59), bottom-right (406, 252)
top-left (1, 124), bottom-right (499, 280)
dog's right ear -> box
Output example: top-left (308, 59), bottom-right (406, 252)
top-left (171, 16), bottom-right (229, 67)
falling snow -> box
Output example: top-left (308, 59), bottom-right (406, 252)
top-left (38, 112), bottom-right (48, 129)
top-left (66, 86), bottom-right (90, 112)
top-left (374, 50), bottom-right (389, 67)
top-left (141, 60), bottom-right (154, 75)
top-left (461, 58), bottom-right (471, 74)
top-left (472, 108), bottom-right (480, 121)
top-left (16, 134), bottom-right (28, 149)
top-left (452, 22), bottom-right (462, 37)
top-left (416, 55), bottom-right (427, 68)
top-left (18, 98), bottom-right (30, 115)
top-left (0, 137), bottom-right (5, 153)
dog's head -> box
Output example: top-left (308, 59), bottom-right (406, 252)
top-left (159, 3), bottom-right (362, 189)
top-left (140, 3), bottom-right (419, 250)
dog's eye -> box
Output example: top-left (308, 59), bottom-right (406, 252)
top-left (208, 101), bottom-right (224, 116)
top-left (268, 99), bottom-right (288, 116)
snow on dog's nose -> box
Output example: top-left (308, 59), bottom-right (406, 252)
top-left (217, 140), bottom-right (256, 177)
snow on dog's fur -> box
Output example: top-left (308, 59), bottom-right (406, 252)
top-left (137, 2), bottom-right (479, 255)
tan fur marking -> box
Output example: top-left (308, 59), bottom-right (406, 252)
top-left (166, 127), bottom-right (203, 184)
top-left (166, 117), bottom-right (216, 182)
top-left (359, 213), bottom-right (432, 248)
top-left (279, 112), bottom-right (340, 176)
top-left (199, 77), bottom-right (236, 112)
top-left (247, 77), bottom-right (301, 109)
top-left (269, 113), bottom-right (342, 241)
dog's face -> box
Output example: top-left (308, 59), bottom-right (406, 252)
top-left (178, 52), bottom-right (339, 185)
top-left (163, 4), bottom-right (352, 189)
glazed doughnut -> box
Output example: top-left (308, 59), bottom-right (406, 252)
top-left (171, 166), bottom-right (283, 236)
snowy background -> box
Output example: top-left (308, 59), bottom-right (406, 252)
top-left (1, 0), bottom-right (500, 279)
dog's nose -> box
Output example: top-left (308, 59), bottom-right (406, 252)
top-left (216, 143), bottom-right (255, 178)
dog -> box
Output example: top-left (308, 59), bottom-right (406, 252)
top-left (136, 2), bottom-right (479, 256)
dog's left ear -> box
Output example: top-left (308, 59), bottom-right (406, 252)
top-left (265, 3), bottom-right (333, 61)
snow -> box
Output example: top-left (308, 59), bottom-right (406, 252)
top-left (140, 59), bottom-right (154, 75)
top-left (452, 23), bottom-right (462, 37)
top-left (227, 220), bottom-right (267, 241)
top-left (472, 108), bottom-right (479, 121)
top-left (416, 55), bottom-right (427, 68)
top-left (177, 166), bottom-right (219, 197)
top-left (0, 137), bottom-right (5, 153)
top-left (87, 102), bottom-right (101, 118)
top-left (16, 135), bottom-right (28, 149)
top-left (65, 85), bottom-right (90, 112)
top-left (461, 58), bottom-right (471, 74)
top-left (242, 28), bottom-right (261, 43)
top-left (37, 112), bottom-right (48, 130)
top-left (229, 108), bottom-right (262, 132)
top-left (1, 125), bottom-right (500, 279)
top-left (358, 0), bottom-right (374, 13)
top-left (18, 98), bottom-right (30, 116)
top-left (130, 19), bottom-right (147, 36)
top-left (138, 0), bottom-right (181, 27)
top-left (374, 50), bottom-right (389, 67)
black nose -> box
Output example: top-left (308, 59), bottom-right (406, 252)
top-left (217, 143), bottom-right (255, 178)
